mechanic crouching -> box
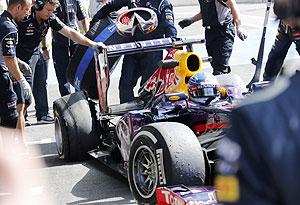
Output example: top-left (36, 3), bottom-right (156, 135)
top-left (90, 0), bottom-right (177, 103)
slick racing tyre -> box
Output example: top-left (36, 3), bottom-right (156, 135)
top-left (128, 122), bottom-right (205, 204)
top-left (53, 91), bottom-right (98, 162)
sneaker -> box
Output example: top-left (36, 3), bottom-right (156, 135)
top-left (25, 116), bottom-right (31, 127)
top-left (37, 115), bottom-right (54, 124)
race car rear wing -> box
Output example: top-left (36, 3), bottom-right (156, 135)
top-left (104, 37), bottom-right (205, 57)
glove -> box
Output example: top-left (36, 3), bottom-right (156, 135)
top-left (18, 59), bottom-right (32, 77)
top-left (236, 27), bottom-right (248, 41)
top-left (42, 49), bottom-right (50, 60)
top-left (92, 42), bottom-right (107, 53)
top-left (18, 78), bottom-right (32, 100)
top-left (178, 18), bottom-right (194, 29)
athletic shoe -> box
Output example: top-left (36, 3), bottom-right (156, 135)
top-left (25, 116), bottom-right (31, 127)
top-left (37, 115), bottom-right (54, 124)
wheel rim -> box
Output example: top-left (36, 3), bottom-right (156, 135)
top-left (54, 116), bottom-right (63, 156)
top-left (132, 145), bottom-right (158, 199)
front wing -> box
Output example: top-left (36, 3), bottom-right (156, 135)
top-left (156, 185), bottom-right (220, 205)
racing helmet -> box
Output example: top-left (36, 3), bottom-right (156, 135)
top-left (116, 7), bottom-right (158, 37)
top-left (188, 72), bottom-right (220, 103)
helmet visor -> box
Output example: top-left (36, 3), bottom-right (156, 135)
top-left (189, 84), bottom-right (217, 98)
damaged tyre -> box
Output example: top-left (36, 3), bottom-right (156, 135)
top-left (53, 91), bottom-right (98, 161)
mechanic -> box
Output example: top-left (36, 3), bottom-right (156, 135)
top-left (16, 0), bottom-right (103, 124)
top-left (0, 0), bottom-right (31, 138)
top-left (215, 0), bottom-right (300, 204)
top-left (178, 0), bottom-right (247, 75)
top-left (90, 0), bottom-right (177, 103)
top-left (28, 45), bottom-right (51, 125)
top-left (52, 0), bottom-right (89, 96)
top-left (89, 0), bottom-right (108, 18)
top-left (263, 20), bottom-right (300, 81)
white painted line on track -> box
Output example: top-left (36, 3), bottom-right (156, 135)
top-left (30, 153), bottom-right (58, 159)
top-left (26, 138), bottom-right (54, 145)
top-left (79, 197), bottom-right (136, 204)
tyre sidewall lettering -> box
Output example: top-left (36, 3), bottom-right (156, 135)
top-left (156, 148), bottom-right (167, 185)
top-left (129, 133), bottom-right (169, 203)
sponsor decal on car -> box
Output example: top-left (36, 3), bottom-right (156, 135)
top-left (156, 186), bottom-right (218, 205)
top-left (157, 189), bottom-right (186, 205)
top-left (144, 67), bottom-right (180, 96)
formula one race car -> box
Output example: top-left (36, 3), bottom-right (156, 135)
top-left (53, 37), bottom-right (252, 204)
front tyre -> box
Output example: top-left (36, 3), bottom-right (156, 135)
top-left (128, 122), bottom-right (205, 204)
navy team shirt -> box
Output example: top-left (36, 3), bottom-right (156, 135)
top-left (16, 7), bottom-right (65, 62)
top-left (0, 11), bottom-right (18, 72)
top-left (198, 0), bottom-right (233, 27)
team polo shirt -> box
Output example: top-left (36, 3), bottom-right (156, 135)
top-left (0, 11), bottom-right (18, 72)
top-left (17, 8), bottom-right (65, 62)
top-left (198, 0), bottom-right (233, 27)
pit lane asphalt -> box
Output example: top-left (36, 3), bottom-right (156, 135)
top-left (22, 3), bottom-right (300, 204)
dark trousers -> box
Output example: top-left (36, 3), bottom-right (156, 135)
top-left (205, 23), bottom-right (235, 75)
top-left (0, 70), bottom-right (18, 127)
top-left (30, 50), bottom-right (49, 119)
top-left (119, 51), bottom-right (162, 103)
top-left (263, 22), bottom-right (300, 81)
top-left (52, 43), bottom-right (77, 96)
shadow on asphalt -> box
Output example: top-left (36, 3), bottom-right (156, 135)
top-left (68, 160), bottom-right (135, 205)
top-left (28, 142), bottom-right (135, 204)
top-left (28, 142), bottom-right (82, 168)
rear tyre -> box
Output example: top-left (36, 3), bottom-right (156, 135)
top-left (54, 107), bottom-right (70, 160)
top-left (128, 122), bottom-right (205, 204)
top-left (53, 91), bottom-right (98, 161)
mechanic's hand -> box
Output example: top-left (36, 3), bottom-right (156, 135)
top-left (18, 78), bottom-right (32, 100)
top-left (92, 42), bottom-right (107, 53)
top-left (18, 59), bottom-right (32, 77)
top-left (236, 27), bottom-right (248, 41)
top-left (42, 49), bottom-right (50, 60)
top-left (178, 18), bottom-right (194, 29)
